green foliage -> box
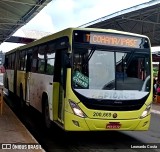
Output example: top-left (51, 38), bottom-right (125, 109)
top-left (46, 64), bottom-right (54, 75)
top-left (153, 67), bottom-right (158, 77)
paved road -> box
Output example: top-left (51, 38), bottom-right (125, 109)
top-left (5, 96), bottom-right (160, 152)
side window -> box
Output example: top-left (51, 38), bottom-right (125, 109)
top-left (5, 53), bottom-right (16, 70)
top-left (4, 56), bottom-right (9, 69)
top-left (11, 53), bottom-right (15, 69)
top-left (126, 54), bottom-right (150, 81)
top-left (31, 47), bottom-right (38, 72)
top-left (19, 50), bottom-right (26, 71)
top-left (25, 49), bottom-right (32, 72)
top-left (46, 43), bottom-right (55, 75)
top-left (24, 55), bottom-right (27, 71)
top-left (37, 45), bottom-right (46, 73)
top-left (38, 55), bottom-right (45, 73)
top-left (8, 55), bottom-right (11, 69)
top-left (18, 51), bottom-right (21, 70)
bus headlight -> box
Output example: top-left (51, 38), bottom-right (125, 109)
top-left (140, 104), bottom-right (152, 119)
top-left (69, 100), bottom-right (87, 118)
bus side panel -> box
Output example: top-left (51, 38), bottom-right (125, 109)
top-left (45, 74), bottom-right (54, 121)
top-left (6, 69), bottom-right (14, 93)
top-left (29, 73), bottom-right (53, 120)
top-left (29, 72), bottom-right (42, 112)
top-left (17, 70), bottom-right (26, 100)
top-left (3, 70), bottom-right (8, 89)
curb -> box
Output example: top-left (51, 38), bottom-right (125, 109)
top-left (151, 109), bottom-right (160, 115)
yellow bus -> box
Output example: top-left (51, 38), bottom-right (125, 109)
top-left (3, 27), bottom-right (153, 131)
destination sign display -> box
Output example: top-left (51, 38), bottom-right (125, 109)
top-left (87, 33), bottom-right (141, 48)
top-left (73, 31), bottom-right (149, 49)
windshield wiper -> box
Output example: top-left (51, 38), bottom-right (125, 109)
top-left (88, 49), bottom-right (95, 61)
top-left (83, 49), bottom-right (95, 67)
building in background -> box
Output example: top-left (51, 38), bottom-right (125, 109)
top-left (0, 51), bottom-right (5, 73)
top-left (0, 51), bottom-right (5, 65)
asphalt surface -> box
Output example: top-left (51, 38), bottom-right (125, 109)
top-left (4, 93), bottom-right (160, 152)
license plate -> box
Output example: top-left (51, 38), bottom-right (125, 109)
top-left (106, 122), bottom-right (121, 129)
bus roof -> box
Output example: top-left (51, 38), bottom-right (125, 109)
top-left (5, 27), bottom-right (149, 55)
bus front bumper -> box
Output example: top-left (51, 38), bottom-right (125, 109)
top-left (64, 112), bottom-right (151, 131)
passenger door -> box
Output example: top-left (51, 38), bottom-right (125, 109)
top-left (53, 50), bottom-right (67, 123)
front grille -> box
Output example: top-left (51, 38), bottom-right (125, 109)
top-left (73, 90), bottom-right (148, 111)
top-left (82, 102), bottom-right (143, 111)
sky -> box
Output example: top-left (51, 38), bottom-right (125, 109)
top-left (1, 0), bottom-right (157, 52)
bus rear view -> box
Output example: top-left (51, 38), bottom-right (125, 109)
top-left (65, 29), bottom-right (152, 131)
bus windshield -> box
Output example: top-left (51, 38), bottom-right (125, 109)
top-left (72, 47), bottom-right (151, 100)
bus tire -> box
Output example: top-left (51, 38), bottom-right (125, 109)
top-left (42, 98), bottom-right (51, 129)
